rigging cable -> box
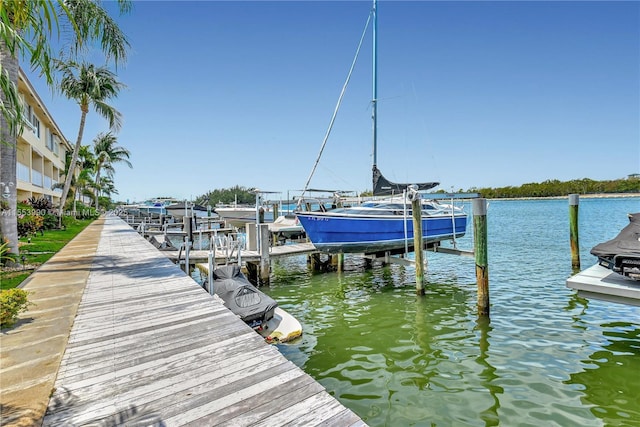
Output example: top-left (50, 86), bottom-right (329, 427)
top-left (298, 8), bottom-right (373, 208)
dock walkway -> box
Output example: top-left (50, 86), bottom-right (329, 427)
top-left (1, 215), bottom-right (365, 426)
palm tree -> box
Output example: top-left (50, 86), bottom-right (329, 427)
top-left (54, 145), bottom-right (95, 215)
top-left (0, 0), bottom-right (130, 257)
top-left (92, 131), bottom-right (131, 210)
top-left (95, 175), bottom-right (118, 209)
top-left (56, 61), bottom-right (125, 225)
top-left (74, 168), bottom-right (96, 212)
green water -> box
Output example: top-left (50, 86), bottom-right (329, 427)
top-left (256, 198), bottom-right (640, 427)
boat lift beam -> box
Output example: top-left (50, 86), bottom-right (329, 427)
top-left (430, 246), bottom-right (475, 258)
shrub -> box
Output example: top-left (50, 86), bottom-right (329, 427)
top-left (42, 213), bottom-right (58, 230)
top-left (27, 196), bottom-right (54, 213)
top-left (0, 289), bottom-right (33, 328)
top-left (17, 214), bottom-right (44, 237)
top-left (0, 239), bottom-right (18, 266)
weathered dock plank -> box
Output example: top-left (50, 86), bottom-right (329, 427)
top-left (42, 215), bottom-right (365, 426)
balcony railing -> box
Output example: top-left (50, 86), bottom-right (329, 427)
top-left (17, 162), bottom-right (30, 182)
top-left (18, 162), bottom-right (63, 194)
top-left (31, 170), bottom-right (43, 187)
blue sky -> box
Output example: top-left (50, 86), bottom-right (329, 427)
top-left (24, 0), bottom-right (640, 202)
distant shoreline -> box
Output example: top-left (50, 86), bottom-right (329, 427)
top-left (489, 193), bottom-right (640, 201)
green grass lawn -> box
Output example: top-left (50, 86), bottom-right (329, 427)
top-left (1, 219), bottom-right (95, 290)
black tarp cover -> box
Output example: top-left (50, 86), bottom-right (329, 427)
top-left (591, 213), bottom-right (640, 258)
top-left (372, 166), bottom-right (439, 196)
top-left (212, 265), bottom-right (277, 326)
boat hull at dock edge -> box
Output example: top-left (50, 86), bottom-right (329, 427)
top-left (296, 211), bottom-right (468, 254)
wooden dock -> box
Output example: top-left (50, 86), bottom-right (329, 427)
top-left (566, 263), bottom-right (640, 306)
top-left (42, 215), bottom-right (365, 426)
top-left (164, 241), bottom-right (318, 264)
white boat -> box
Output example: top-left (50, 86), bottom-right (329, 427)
top-left (215, 205), bottom-right (274, 228)
top-left (166, 202), bottom-right (212, 220)
top-left (268, 214), bottom-right (306, 241)
top-left (215, 190), bottom-right (281, 228)
top-left (257, 307), bottom-right (303, 344)
top-left (123, 198), bottom-right (176, 218)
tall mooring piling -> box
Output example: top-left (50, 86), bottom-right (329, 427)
top-left (473, 198), bottom-right (489, 316)
top-left (411, 192), bottom-right (425, 296)
top-left (569, 194), bottom-right (580, 272)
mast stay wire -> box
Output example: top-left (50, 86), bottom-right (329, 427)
top-left (298, 7), bottom-right (374, 209)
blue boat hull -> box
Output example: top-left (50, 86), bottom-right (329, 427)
top-left (296, 212), bottom-right (467, 253)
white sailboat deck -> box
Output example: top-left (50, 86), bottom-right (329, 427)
top-left (42, 216), bottom-right (365, 426)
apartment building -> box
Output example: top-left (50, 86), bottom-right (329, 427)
top-left (16, 68), bottom-right (73, 206)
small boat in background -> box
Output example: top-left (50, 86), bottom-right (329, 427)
top-left (215, 205), bottom-right (274, 228)
top-left (215, 190), bottom-right (280, 228)
top-left (268, 214), bottom-right (306, 242)
top-left (166, 201), bottom-right (212, 220)
top-left (591, 212), bottom-right (640, 281)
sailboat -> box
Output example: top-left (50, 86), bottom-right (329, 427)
top-left (296, 0), bottom-right (468, 254)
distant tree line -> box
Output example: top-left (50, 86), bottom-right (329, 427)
top-left (195, 178), bottom-right (639, 206)
top-left (195, 186), bottom-right (257, 207)
top-left (455, 177), bottom-right (640, 199)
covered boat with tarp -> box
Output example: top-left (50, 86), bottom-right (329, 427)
top-left (209, 265), bottom-right (278, 329)
top-left (372, 166), bottom-right (439, 196)
top-left (590, 212), bottom-right (640, 281)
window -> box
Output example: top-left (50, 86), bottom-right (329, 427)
top-left (46, 130), bottom-right (60, 155)
top-left (31, 115), bottom-right (40, 138)
top-left (46, 129), bottom-right (55, 151)
top-left (22, 102), bottom-right (40, 137)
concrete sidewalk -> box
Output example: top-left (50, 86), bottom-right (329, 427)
top-left (1, 218), bottom-right (105, 426)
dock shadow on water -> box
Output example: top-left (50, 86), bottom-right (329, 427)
top-left (260, 197), bottom-right (640, 427)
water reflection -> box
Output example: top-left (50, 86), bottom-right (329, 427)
top-left (566, 323), bottom-right (640, 425)
top-left (475, 316), bottom-right (502, 426)
top-left (197, 198), bottom-right (640, 426)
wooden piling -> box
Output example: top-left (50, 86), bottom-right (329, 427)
top-left (208, 250), bottom-right (214, 296)
top-left (569, 194), bottom-right (580, 272)
top-left (259, 223), bottom-right (271, 285)
top-left (411, 195), bottom-right (425, 296)
top-left (473, 198), bottom-right (489, 316)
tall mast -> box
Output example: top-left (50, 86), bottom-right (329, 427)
top-left (371, 0), bottom-right (378, 193)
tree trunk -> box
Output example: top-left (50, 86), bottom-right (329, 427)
top-left (58, 110), bottom-right (87, 226)
top-left (0, 39), bottom-right (20, 259)
top-left (94, 166), bottom-right (101, 210)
